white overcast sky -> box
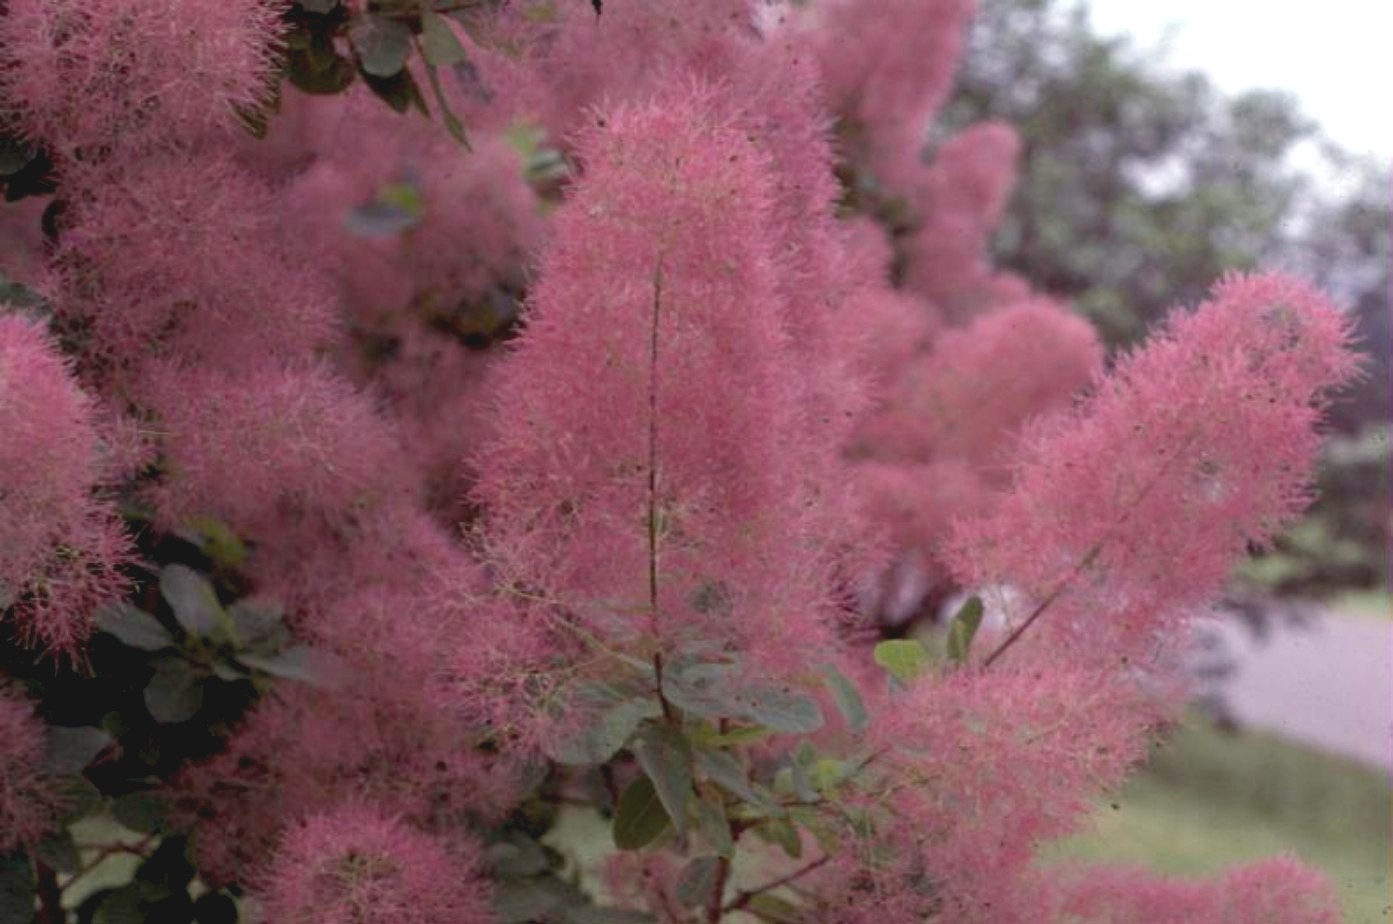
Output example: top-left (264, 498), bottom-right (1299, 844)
top-left (1086, 0), bottom-right (1393, 162)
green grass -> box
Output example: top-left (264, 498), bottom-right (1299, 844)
top-left (1048, 718), bottom-right (1393, 922)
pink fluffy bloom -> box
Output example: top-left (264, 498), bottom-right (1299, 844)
top-left (810, 666), bottom-right (1159, 922)
top-left (1051, 856), bottom-right (1342, 924)
top-left (801, 0), bottom-right (975, 187)
top-left (502, 0), bottom-right (755, 144)
top-left (902, 121), bottom-right (1024, 318)
top-left (950, 272), bottom-right (1360, 667)
top-left (255, 805), bottom-right (492, 924)
top-left (53, 154), bottom-right (337, 385)
top-left (148, 362), bottom-right (412, 554)
top-left (0, 0), bottom-right (283, 162)
top-left (0, 315), bottom-right (132, 658)
top-left (860, 298), bottom-right (1101, 469)
top-left (0, 684), bottom-right (61, 852)
top-left (472, 86), bottom-right (844, 704)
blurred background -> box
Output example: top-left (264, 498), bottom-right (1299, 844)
top-left (942, 1), bottom-right (1390, 918)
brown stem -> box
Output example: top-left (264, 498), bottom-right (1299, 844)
top-left (646, 264), bottom-right (675, 722)
top-left (722, 855), bottom-right (831, 914)
top-left (705, 856), bottom-right (730, 923)
top-left (34, 861), bottom-right (63, 924)
top-left (979, 431), bottom-right (1201, 668)
top-left (981, 544), bottom-right (1101, 669)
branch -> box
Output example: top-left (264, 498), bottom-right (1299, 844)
top-left (721, 855), bottom-right (831, 914)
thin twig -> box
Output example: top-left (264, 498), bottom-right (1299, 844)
top-left (722, 855), bottom-right (832, 914)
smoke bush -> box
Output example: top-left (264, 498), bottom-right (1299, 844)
top-left (0, 0), bottom-right (1365, 921)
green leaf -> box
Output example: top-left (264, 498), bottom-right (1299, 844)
top-left (543, 685), bottom-right (660, 766)
top-left (675, 855), bottom-right (721, 908)
top-left (0, 135), bottom-right (34, 176)
top-left (46, 725), bottom-right (111, 775)
top-left (144, 658), bottom-right (204, 723)
top-left (702, 724), bottom-right (773, 748)
top-left (349, 14), bottom-right (412, 77)
top-left (287, 40), bottom-right (356, 94)
top-left (611, 776), bottom-right (671, 850)
top-left (95, 603), bottom-right (175, 651)
top-left (112, 791), bottom-right (166, 834)
top-left (237, 646), bottom-right (323, 684)
top-left (630, 725), bottom-right (692, 836)
top-left (819, 664), bottom-right (868, 733)
top-left (35, 830), bottom-right (79, 873)
top-left (693, 797), bottom-right (734, 858)
top-left (666, 663), bottom-right (823, 734)
top-left (420, 8), bottom-right (468, 66)
top-left (747, 894), bottom-right (802, 923)
top-left (694, 748), bottom-right (774, 810)
top-left (756, 817), bottom-right (802, 860)
top-left (159, 565), bottom-right (226, 639)
top-left (226, 599), bottom-right (289, 653)
top-left (0, 852), bottom-right (34, 924)
top-left (873, 638), bottom-right (930, 683)
top-left (946, 595), bottom-right (985, 663)
top-left (423, 62), bottom-right (470, 148)
top-left (363, 66), bottom-right (429, 115)
top-left (484, 833), bottom-right (550, 878)
top-left (730, 684), bottom-right (824, 735)
top-left (179, 516), bottom-right (247, 569)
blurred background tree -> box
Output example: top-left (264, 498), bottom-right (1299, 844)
top-left (942, 0), bottom-right (1391, 597)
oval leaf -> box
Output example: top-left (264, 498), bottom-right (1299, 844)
top-left (873, 638), bottom-right (929, 683)
top-left (350, 14), bottom-right (412, 78)
top-left (144, 658), bottom-right (204, 724)
top-left (675, 855), bottom-right (721, 908)
top-left (630, 725), bottom-right (692, 836)
top-left (159, 565), bottom-right (225, 638)
top-left (612, 777), bottom-right (670, 850)
top-left (96, 603), bottom-right (174, 651)
top-left (819, 664), bottom-right (868, 734)
top-left (946, 595), bottom-right (985, 663)
top-left (420, 9), bottom-right (467, 67)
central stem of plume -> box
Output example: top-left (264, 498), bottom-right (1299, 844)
top-left (648, 263), bottom-right (671, 713)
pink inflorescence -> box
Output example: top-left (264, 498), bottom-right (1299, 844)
top-left (0, 0), bottom-right (284, 162)
top-left (256, 804), bottom-right (492, 924)
top-left (472, 85), bottom-right (844, 677)
top-left (1052, 856), bottom-right (1342, 924)
top-left (803, 0), bottom-right (976, 187)
top-left (950, 272), bottom-right (1361, 666)
top-left (0, 315), bottom-right (132, 658)
top-left (0, 684), bottom-right (60, 852)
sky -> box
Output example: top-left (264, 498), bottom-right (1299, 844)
top-left (1086, 0), bottom-right (1393, 163)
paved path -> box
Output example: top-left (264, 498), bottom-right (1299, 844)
top-left (1199, 608), bottom-right (1393, 773)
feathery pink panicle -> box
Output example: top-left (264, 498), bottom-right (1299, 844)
top-left (854, 459), bottom-right (991, 579)
top-left (53, 154), bottom-right (337, 382)
top-left (1051, 857), bottom-right (1342, 924)
top-left (176, 668), bottom-right (517, 886)
top-left (0, 315), bottom-right (132, 658)
top-left (0, 0), bottom-right (283, 160)
top-left (473, 86), bottom-right (841, 679)
top-left (950, 272), bottom-right (1360, 666)
top-left (0, 685), bottom-right (61, 852)
top-left (283, 90), bottom-right (543, 326)
top-left (148, 363), bottom-right (411, 545)
top-left (902, 121), bottom-right (1024, 318)
top-left (860, 299), bottom-right (1101, 468)
top-left (256, 805), bottom-right (492, 924)
top-left (503, 0), bottom-right (755, 143)
top-left (811, 666), bottom-right (1158, 922)
top-left (801, 0), bottom-right (975, 186)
